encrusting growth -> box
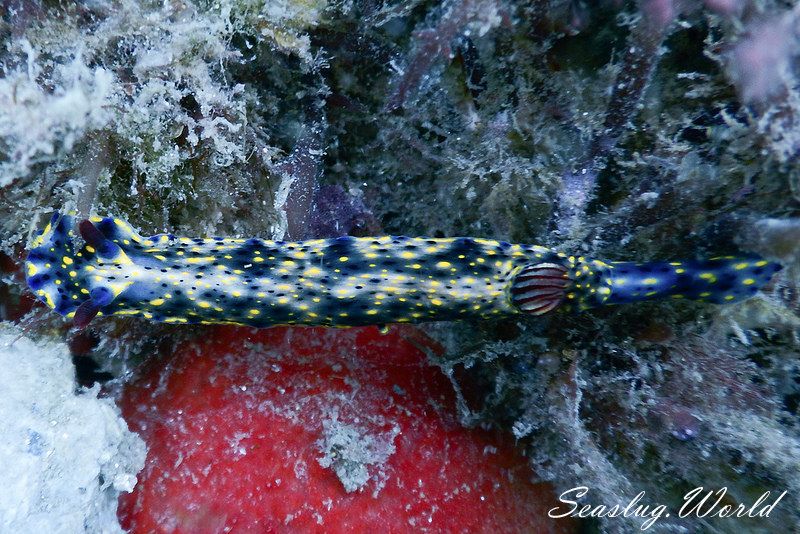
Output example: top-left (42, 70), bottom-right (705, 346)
top-left (25, 214), bottom-right (782, 329)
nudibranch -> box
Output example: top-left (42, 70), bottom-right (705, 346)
top-left (24, 214), bottom-right (782, 329)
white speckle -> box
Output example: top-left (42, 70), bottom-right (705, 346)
top-left (293, 459), bottom-right (308, 481)
top-left (316, 415), bottom-right (399, 496)
top-left (637, 191), bottom-right (659, 208)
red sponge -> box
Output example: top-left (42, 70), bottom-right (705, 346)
top-left (118, 325), bottom-right (574, 533)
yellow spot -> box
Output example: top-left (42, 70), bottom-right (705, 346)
top-left (232, 291), bottom-right (242, 297)
top-left (431, 299), bottom-right (443, 306)
top-left (198, 301), bottom-right (211, 308)
top-left (675, 268), bottom-right (685, 274)
top-left (435, 261), bottom-right (451, 269)
top-left (62, 256), bottom-right (73, 265)
top-left (724, 295), bottom-right (735, 301)
top-left (699, 292), bottom-right (711, 297)
top-left (643, 277), bottom-right (658, 285)
top-left (598, 287), bottom-right (611, 295)
top-left (742, 278), bottom-right (755, 285)
top-left (699, 273), bottom-right (717, 283)
top-left (339, 256), bottom-right (349, 262)
top-left (69, 270), bottom-right (77, 277)
top-left (410, 264), bottom-right (422, 269)
top-left (186, 256), bottom-right (215, 264)
top-left (249, 309), bottom-right (260, 315)
top-left (400, 251), bottom-right (415, 259)
top-left (149, 299), bottom-right (165, 306)
top-left (755, 260), bottom-right (768, 267)
top-left (253, 257), bottom-right (264, 262)
top-left (366, 309), bottom-right (378, 315)
top-left (154, 255), bottom-right (167, 261)
top-left (735, 263), bottom-right (749, 270)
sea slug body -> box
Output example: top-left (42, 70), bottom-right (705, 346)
top-left (24, 214), bottom-right (782, 329)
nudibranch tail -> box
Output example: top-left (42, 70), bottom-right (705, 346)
top-left (575, 257), bottom-right (782, 308)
